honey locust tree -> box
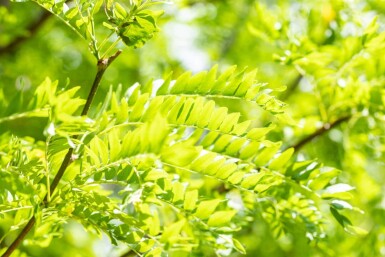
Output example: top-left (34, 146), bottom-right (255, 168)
top-left (183, 0), bottom-right (385, 256)
top-left (0, 0), bottom-right (380, 257)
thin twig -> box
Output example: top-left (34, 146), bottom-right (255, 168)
top-left (0, 11), bottom-right (51, 56)
top-left (120, 250), bottom-right (139, 257)
top-left (290, 115), bottom-right (351, 153)
top-left (1, 50), bottom-right (122, 257)
top-left (0, 217), bottom-right (36, 257)
top-left (81, 50), bottom-right (122, 115)
top-left (281, 74), bottom-right (302, 101)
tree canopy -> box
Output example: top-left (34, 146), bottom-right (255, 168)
top-left (0, 0), bottom-right (384, 257)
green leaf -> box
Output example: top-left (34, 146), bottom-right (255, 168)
top-left (138, 239), bottom-right (155, 252)
top-left (216, 162), bottom-right (238, 180)
top-left (225, 138), bottom-right (247, 156)
top-left (190, 152), bottom-right (215, 172)
top-left (330, 207), bottom-right (351, 227)
top-left (201, 131), bottom-right (220, 148)
top-left (322, 184), bottom-right (355, 200)
top-left (176, 98), bottom-right (195, 124)
top-left (330, 200), bottom-right (353, 210)
top-left (344, 225), bottom-right (368, 236)
top-left (170, 72), bottom-right (191, 94)
top-left (172, 182), bottom-right (185, 203)
top-left (194, 199), bottom-right (221, 220)
top-left (254, 143), bottom-right (281, 167)
top-left (197, 65), bottom-right (217, 93)
top-left (268, 147), bottom-right (294, 170)
top-left (184, 190), bottom-right (198, 211)
top-left (119, 10), bottom-right (163, 49)
top-left (130, 93), bottom-right (149, 121)
top-left (196, 100), bottom-right (215, 127)
top-left (240, 172), bottom-right (264, 189)
top-left (114, 3), bottom-right (128, 20)
top-left (211, 66), bottom-right (237, 93)
top-left (208, 107), bottom-right (228, 130)
top-left (161, 143), bottom-right (200, 167)
top-left (156, 72), bottom-right (173, 95)
top-left (247, 125), bottom-right (276, 140)
top-left (287, 160), bottom-right (320, 180)
top-left (207, 210), bottom-right (237, 227)
top-left (232, 120), bottom-right (251, 136)
top-left (167, 97), bottom-right (185, 123)
top-left (227, 171), bottom-right (245, 185)
top-left (232, 238), bottom-right (246, 254)
top-left (92, 0), bottom-right (103, 15)
top-left (65, 8), bottom-right (78, 20)
top-left (187, 70), bottom-right (207, 93)
top-left (90, 136), bottom-right (109, 165)
top-left (239, 141), bottom-right (260, 159)
top-left (144, 169), bottom-right (168, 181)
top-left (185, 97), bottom-right (204, 124)
top-left (236, 69), bottom-right (257, 97)
top-left (219, 113), bottom-right (240, 133)
top-left (117, 166), bottom-right (133, 181)
top-left (308, 167), bottom-right (341, 190)
top-left (144, 247), bottom-right (162, 257)
top-left (213, 135), bottom-right (232, 153)
top-left (204, 157), bottom-right (226, 176)
top-left (160, 219), bottom-right (185, 243)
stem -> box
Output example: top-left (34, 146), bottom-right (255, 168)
top-left (101, 37), bottom-right (122, 59)
top-left (1, 50), bottom-right (122, 257)
top-left (0, 206), bottom-right (33, 215)
top-left (44, 148), bottom-right (74, 201)
top-left (81, 50), bottom-right (122, 115)
top-left (1, 218), bottom-right (36, 257)
top-left (0, 108), bottom-right (49, 125)
top-left (98, 31), bottom-right (115, 53)
top-left (290, 115), bottom-right (351, 153)
top-left (120, 250), bottom-right (139, 257)
top-left (281, 74), bottom-right (302, 101)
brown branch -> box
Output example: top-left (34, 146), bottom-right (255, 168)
top-left (0, 218), bottom-right (36, 257)
top-left (1, 50), bottom-right (122, 257)
top-left (0, 0), bottom-right (10, 7)
top-left (81, 51), bottom-right (122, 116)
top-left (119, 250), bottom-right (139, 257)
top-left (290, 115), bottom-right (351, 153)
top-left (281, 74), bottom-right (302, 101)
top-left (49, 50), bottom-right (121, 197)
top-left (0, 10), bottom-right (51, 56)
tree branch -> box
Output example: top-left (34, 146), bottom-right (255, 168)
top-left (0, 218), bottom-right (36, 257)
top-left (119, 250), bottom-right (139, 257)
top-left (81, 51), bottom-right (122, 116)
top-left (290, 115), bottom-right (351, 153)
top-left (281, 74), bottom-right (302, 101)
top-left (0, 10), bottom-right (51, 56)
top-left (1, 50), bottom-right (122, 257)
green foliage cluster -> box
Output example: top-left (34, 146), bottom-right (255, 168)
top-left (26, 0), bottom-right (164, 55)
top-left (0, 0), bottom-right (384, 257)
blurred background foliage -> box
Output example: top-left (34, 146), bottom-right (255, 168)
top-left (1, 0), bottom-right (385, 256)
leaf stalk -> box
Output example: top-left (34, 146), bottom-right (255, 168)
top-left (1, 50), bottom-right (122, 257)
